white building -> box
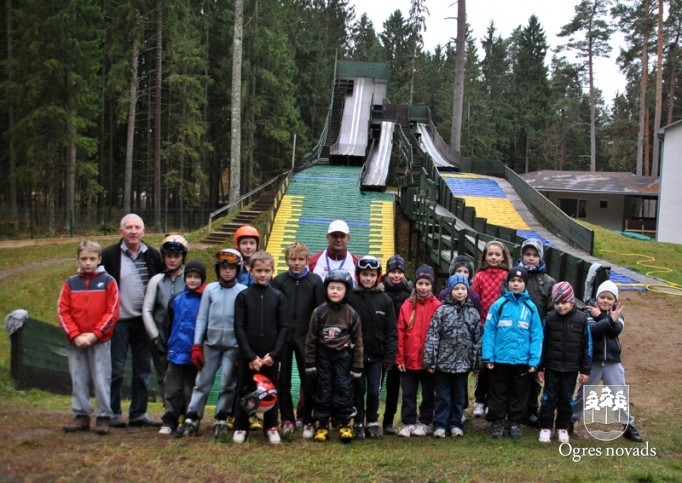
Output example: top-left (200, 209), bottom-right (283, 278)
top-left (658, 120), bottom-right (682, 244)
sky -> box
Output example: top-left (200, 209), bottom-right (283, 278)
top-left (351, 0), bottom-right (626, 103)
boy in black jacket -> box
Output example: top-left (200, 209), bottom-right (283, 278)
top-left (348, 256), bottom-right (397, 439)
top-left (233, 251), bottom-right (288, 444)
top-left (380, 254), bottom-right (412, 435)
top-left (271, 242), bottom-right (325, 438)
top-left (538, 282), bottom-right (591, 444)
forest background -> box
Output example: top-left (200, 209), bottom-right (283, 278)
top-left (0, 0), bottom-right (680, 236)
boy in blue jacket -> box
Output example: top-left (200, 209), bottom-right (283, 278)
top-left (482, 267), bottom-right (543, 439)
top-left (159, 260), bottom-right (206, 435)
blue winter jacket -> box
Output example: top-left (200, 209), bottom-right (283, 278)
top-left (164, 284), bottom-right (205, 365)
top-left (481, 289), bottom-right (543, 368)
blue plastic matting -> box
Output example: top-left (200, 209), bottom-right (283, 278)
top-left (443, 177), bottom-right (506, 198)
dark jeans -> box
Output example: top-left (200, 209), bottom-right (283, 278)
top-left (434, 372), bottom-right (468, 430)
top-left (234, 362), bottom-right (280, 432)
top-left (161, 362), bottom-right (197, 429)
top-left (312, 347), bottom-right (355, 425)
top-left (539, 369), bottom-right (578, 430)
top-left (486, 363), bottom-right (530, 424)
top-left (278, 336), bottom-right (313, 424)
top-left (110, 318), bottom-right (153, 420)
top-left (353, 361), bottom-right (383, 424)
top-left (382, 366), bottom-right (402, 427)
top-left (400, 369), bottom-right (435, 426)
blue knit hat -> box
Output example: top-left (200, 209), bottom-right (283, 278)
top-left (386, 254), bottom-right (406, 273)
top-left (447, 274), bottom-right (469, 292)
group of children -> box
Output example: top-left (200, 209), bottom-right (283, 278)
top-left (58, 226), bottom-right (643, 445)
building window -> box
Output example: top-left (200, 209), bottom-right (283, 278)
top-left (559, 198), bottom-right (587, 218)
top-left (600, 200), bottom-right (608, 209)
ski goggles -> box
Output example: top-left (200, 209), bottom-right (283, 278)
top-left (162, 241), bottom-right (186, 252)
top-left (357, 257), bottom-right (381, 271)
top-left (216, 251), bottom-right (242, 264)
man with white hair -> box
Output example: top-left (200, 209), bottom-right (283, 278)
top-left (101, 214), bottom-right (163, 428)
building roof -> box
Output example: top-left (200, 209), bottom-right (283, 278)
top-left (521, 170), bottom-right (659, 196)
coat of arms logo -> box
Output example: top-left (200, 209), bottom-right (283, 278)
top-left (583, 384), bottom-right (630, 441)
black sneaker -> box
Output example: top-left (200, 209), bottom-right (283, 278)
top-left (353, 423), bottom-right (365, 440)
top-left (383, 425), bottom-right (395, 435)
top-left (491, 420), bottom-right (505, 439)
top-left (366, 425), bottom-right (382, 440)
top-left (214, 420), bottom-right (228, 439)
top-left (109, 414), bottom-right (127, 428)
top-left (509, 423), bottom-right (523, 439)
top-left (63, 415), bottom-right (90, 433)
top-left (174, 418), bottom-right (198, 438)
top-left (623, 424), bottom-right (643, 442)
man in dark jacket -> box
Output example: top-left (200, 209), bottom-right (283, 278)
top-left (101, 214), bottom-right (163, 428)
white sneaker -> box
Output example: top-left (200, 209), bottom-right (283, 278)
top-left (557, 429), bottom-right (569, 443)
top-left (267, 427), bottom-right (281, 444)
top-left (451, 427), bottom-right (464, 437)
top-left (473, 403), bottom-right (485, 418)
top-left (302, 424), bottom-right (315, 439)
top-left (158, 425), bottom-right (172, 435)
top-left (538, 428), bottom-right (552, 443)
top-left (412, 423), bottom-right (428, 437)
top-left (433, 428), bottom-right (446, 438)
top-left (398, 424), bottom-right (414, 438)
top-left (233, 430), bottom-right (247, 444)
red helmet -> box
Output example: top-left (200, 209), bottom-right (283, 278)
top-left (240, 373), bottom-right (277, 415)
top-left (233, 225), bottom-right (260, 249)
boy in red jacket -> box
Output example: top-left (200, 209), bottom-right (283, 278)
top-left (58, 241), bottom-right (120, 435)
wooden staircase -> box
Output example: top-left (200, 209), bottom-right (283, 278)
top-left (202, 191), bottom-right (276, 246)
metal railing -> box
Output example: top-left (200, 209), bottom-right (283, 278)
top-left (206, 172), bottom-right (289, 234)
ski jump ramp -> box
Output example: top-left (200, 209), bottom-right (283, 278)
top-left (330, 77), bottom-right (387, 157)
top-left (360, 121), bottom-right (395, 190)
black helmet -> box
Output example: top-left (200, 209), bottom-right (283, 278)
top-left (324, 269), bottom-right (353, 300)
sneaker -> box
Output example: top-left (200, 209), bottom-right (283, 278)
top-left (526, 412), bottom-right (540, 428)
top-left (129, 414), bottom-right (162, 427)
top-left (109, 414), bottom-right (127, 428)
top-left (473, 403), bottom-right (486, 418)
top-left (63, 415), bottom-right (90, 433)
top-left (366, 424), bottom-right (382, 440)
top-left (232, 429), bottom-right (247, 444)
top-left (509, 423), bottom-right (523, 439)
top-left (383, 425), bottom-right (396, 436)
top-left (398, 424), bottom-right (415, 438)
top-left (412, 423), bottom-right (428, 437)
top-left (339, 426), bottom-right (353, 443)
top-left (249, 415), bottom-right (263, 430)
top-left (266, 427), bottom-right (281, 444)
top-left (302, 424), bottom-right (315, 439)
top-left (623, 424), bottom-right (643, 442)
top-left (158, 425), bottom-right (173, 435)
top-left (491, 420), bottom-right (505, 439)
top-left (451, 427), bottom-right (464, 437)
top-left (94, 417), bottom-right (110, 435)
top-left (353, 423), bottom-right (365, 440)
top-left (313, 428), bottom-right (329, 442)
top-left (538, 428), bottom-right (552, 443)
top-left (433, 428), bottom-right (446, 438)
top-left (174, 418), bottom-right (198, 438)
top-left (281, 420), bottom-right (295, 435)
top-left (295, 419), bottom-right (303, 429)
top-left (557, 429), bottom-right (569, 443)
top-left (214, 420), bottom-right (228, 439)
top-left (226, 416), bottom-right (235, 430)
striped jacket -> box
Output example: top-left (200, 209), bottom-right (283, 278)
top-left (58, 266), bottom-right (120, 342)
